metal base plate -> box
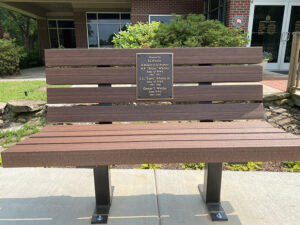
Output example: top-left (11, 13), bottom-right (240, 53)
top-left (198, 185), bottom-right (228, 222)
top-left (91, 206), bottom-right (110, 224)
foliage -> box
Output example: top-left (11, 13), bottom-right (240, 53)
top-left (0, 155), bottom-right (2, 167)
top-left (0, 39), bottom-right (26, 76)
top-left (181, 163), bottom-right (205, 170)
top-left (139, 164), bottom-right (161, 169)
top-left (152, 14), bottom-right (249, 48)
top-left (0, 120), bottom-right (45, 151)
top-left (0, 80), bottom-right (70, 101)
top-left (263, 51), bottom-right (273, 61)
top-left (20, 46), bottom-right (42, 68)
top-left (112, 22), bottom-right (160, 48)
top-left (224, 162), bottom-right (262, 171)
top-left (284, 161), bottom-right (300, 172)
top-left (0, 8), bottom-right (41, 68)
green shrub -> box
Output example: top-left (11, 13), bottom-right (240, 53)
top-left (181, 163), bottom-right (205, 170)
top-left (224, 162), bottom-right (262, 171)
top-left (138, 164), bottom-right (161, 169)
top-left (152, 14), bottom-right (249, 48)
top-left (284, 161), bottom-right (300, 172)
top-left (20, 46), bottom-right (42, 69)
top-left (0, 39), bottom-right (26, 76)
top-left (112, 22), bottom-right (160, 48)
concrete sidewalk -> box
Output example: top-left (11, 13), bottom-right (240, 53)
top-left (0, 168), bottom-right (299, 225)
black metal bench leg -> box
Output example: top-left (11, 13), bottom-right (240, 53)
top-left (91, 165), bottom-right (112, 224)
top-left (198, 163), bottom-right (228, 221)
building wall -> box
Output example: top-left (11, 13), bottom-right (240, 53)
top-left (74, 11), bottom-right (88, 48)
top-left (226, 0), bottom-right (251, 32)
top-left (37, 19), bottom-right (50, 62)
top-left (131, 0), bottom-right (204, 23)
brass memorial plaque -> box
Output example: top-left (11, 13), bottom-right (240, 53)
top-left (136, 53), bottom-right (173, 100)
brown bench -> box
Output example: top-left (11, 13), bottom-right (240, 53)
top-left (2, 47), bottom-right (300, 224)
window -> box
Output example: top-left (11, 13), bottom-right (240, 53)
top-left (204, 0), bottom-right (226, 23)
top-left (149, 15), bottom-right (174, 24)
top-left (86, 13), bottom-right (131, 48)
top-left (48, 20), bottom-right (76, 48)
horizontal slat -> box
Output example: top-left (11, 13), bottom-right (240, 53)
top-left (40, 121), bottom-right (273, 132)
top-left (21, 133), bottom-right (294, 145)
top-left (3, 139), bottom-right (300, 167)
top-left (45, 47), bottom-right (262, 66)
top-left (46, 65), bottom-right (262, 85)
top-left (32, 128), bottom-right (283, 138)
top-left (47, 103), bottom-right (264, 122)
top-left (47, 85), bottom-right (263, 104)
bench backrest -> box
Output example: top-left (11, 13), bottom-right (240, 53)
top-left (45, 47), bottom-right (263, 123)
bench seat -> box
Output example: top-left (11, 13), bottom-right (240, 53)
top-left (2, 121), bottom-right (300, 168)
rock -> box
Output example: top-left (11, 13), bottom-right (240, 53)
top-left (17, 117), bottom-right (27, 123)
top-left (0, 119), bottom-right (3, 128)
top-left (7, 100), bottom-right (45, 113)
top-left (263, 93), bottom-right (290, 101)
top-left (271, 108), bottom-right (288, 114)
top-left (0, 102), bottom-right (6, 115)
top-left (275, 98), bottom-right (289, 106)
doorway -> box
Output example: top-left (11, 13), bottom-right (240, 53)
top-left (248, 0), bottom-right (300, 70)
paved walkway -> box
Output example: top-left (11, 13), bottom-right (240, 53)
top-left (0, 67), bottom-right (45, 81)
top-left (0, 168), bottom-right (299, 225)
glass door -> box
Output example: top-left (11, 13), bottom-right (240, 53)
top-left (280, 3), bottom-right (300, 70)
top-left (249, 4), bottom-right (286, 70)
top-left (248, 0), bottom-right (300, 70)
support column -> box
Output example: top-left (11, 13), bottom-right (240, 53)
top-left (37, 19), bottom-right (50, 64)
top-left (91, 166), bottom-right (112, 224)
top-left (74, 11), bottom-right (88, 48)
top-left (198, 81), bottom-right (228, 221)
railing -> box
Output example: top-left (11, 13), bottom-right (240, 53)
top-left (287, 32), bottom-right (300, 93)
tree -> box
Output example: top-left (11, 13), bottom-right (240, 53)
top-left (0, 8), bottom-right (37, 53)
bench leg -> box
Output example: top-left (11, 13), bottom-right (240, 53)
top-left (91, 165), bottom-right (112, 224)
top-left (199, 163), bottom-right (228, 221)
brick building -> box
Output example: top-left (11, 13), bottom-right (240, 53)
top-left (0, 0), bottom-right (299, 70)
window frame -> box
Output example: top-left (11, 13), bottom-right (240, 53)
top-left (48, 19), bottom-right (75, 48)
top-left (86, 12), bottom-right (131, 48)
top-left (148, 14), bottom-right (174, 23)
top-left (204, 0), bottom-right (227, 23)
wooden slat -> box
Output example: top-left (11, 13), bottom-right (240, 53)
top-left (46, 65), bottom-right (262, 85)
top-left (45, 47), bottom-right (262, 66)
top-left (47, 85), bottom-right (263, 104)
top-left (2, 139), bottom-right (300, 167)
top-left (40, 121), bottom-right (273, 132)
top-left (32, 128), bottom-right (283, 138)
top-left (46, 103), bottom-right (264, 122)
top-left (20, 133), bottom-right (295, 145)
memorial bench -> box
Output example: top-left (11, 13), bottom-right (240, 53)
top-left (2, 47), bottom-right (300, 224)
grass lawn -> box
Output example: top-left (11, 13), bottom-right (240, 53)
top-left (0, 80), bottom-right (68, 102)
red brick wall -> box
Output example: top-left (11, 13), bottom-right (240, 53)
top-left (131, 0), bottom-right (204, 23)
top-left (74, 11), bottom-right (88, 48)
top-left (37, 19), bottom-right (50, 63)
top-left (226, 0), bottom-right (251, 32)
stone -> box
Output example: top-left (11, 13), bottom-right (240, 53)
top-left (275, 98), bottom-right (289, 106)
top-left (17, 117), bottom-right (27, 123)
top-left (271, 108), bottom-right (288, 114)
top-left (7, 100), bottom-right (45, 113)
top-left (0, 102), bottom-right (6, 115)
top-left (263, 93), bottom-right (290, 101)
top-left (0, 119), bottom-right (3, 128)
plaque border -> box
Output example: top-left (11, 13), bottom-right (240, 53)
top-left (136, 53), bottom-right (174, 101)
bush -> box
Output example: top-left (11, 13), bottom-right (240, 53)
top-left (113, 14), bottom-right (249, 49)
top-left (112, 22), bottom-right (160, 48)
top-left (152, 14), bottom-right (249, 48)
top-left (20, 46), bottom-right (42, 69)
top-left (0, 39), bottom-right (26, 76)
